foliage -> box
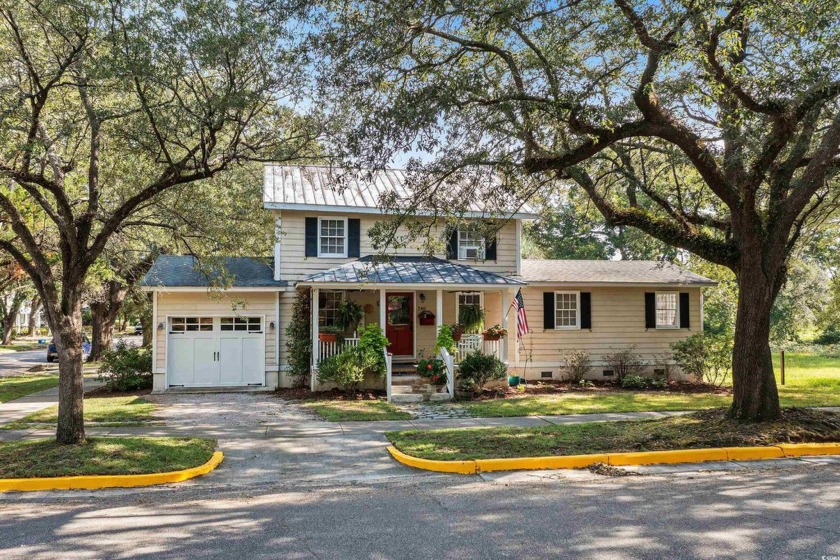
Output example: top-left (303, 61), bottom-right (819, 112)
top-left (456, 377), bottom-right (478, 394)
top-left (651, 353), bottom-right (677, 382)
top-left (482, 324), bottom-right (507, 338)
top-left (458, 304), bottom-right (485, 333)
top-left (357, 323), bottom-right (390, 377)
top-left (602, 346), bottom-right (646, 382)
top-left (97, 340), bottom-right (153, 392)
top-left (815, 325), bottom-right (840, 346)
top-left (286, 290), bottom-right (312, 387)
top-left (458, 351), bottom-right (507, 390)
top-left (558, 350), bottom-right (592, 383)
top-left (336, 300), bottom-right (364, 334)
top-left (317, 351), bottom-right (369, 395)
top-left (620, 375), bottom-right (666, 390)
top-left (416, 355), bottom-right (447, 386)
top-left (434, 324), bottom-right (457, 354)
top-left (671, 334), bottom-right (733, 388)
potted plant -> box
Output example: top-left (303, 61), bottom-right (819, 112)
top-left (458, 305), bottom-right (485, 333)
top-left (482, 324), bottom-right (508, 341)
top-left (508, 373), bottom-right (521, 387)
top-left (416, 355), bottom-right (448, 386)
top-left (455, 378), bottom-right (478, 400)
top-left (336, 300), bottom-right (363, 334)
top-left (318, 325), bottom-right (343, 343)
top-left (451, 323), bottom-right (465, 341)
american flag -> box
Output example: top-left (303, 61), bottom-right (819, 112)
top-left (513, 289), bottom-right (530, 339)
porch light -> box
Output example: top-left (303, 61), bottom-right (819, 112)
top-left (269, 321), bottom-right (276, 330)
top-left (157, 322), bottom-right (164, 331)
top-left (418, 293), bottom-right (426, 303)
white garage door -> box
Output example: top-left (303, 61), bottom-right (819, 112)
top-left (167, 316), bottom-right (265, 387)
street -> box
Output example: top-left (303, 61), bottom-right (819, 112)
top-left (0, 336), bottom-right (143, 377)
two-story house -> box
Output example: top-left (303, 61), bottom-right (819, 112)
top-left (141, 165), bottom-right (715, 399)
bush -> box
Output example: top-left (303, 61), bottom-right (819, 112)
top-left (417, 355), bottom-right (447, 386)
top-left (671, 333), bottom-right (732, 387)
top-left (317, 324), bottom-right (389, 394)
top-left (458, 351), bottom-right (506, 390)
top-left (815, 324), bottom-right (840, 345)
top-left (97, 340), bottom-right (152, 392)
top-left (434, 324), bottom-right (456, 354)
top-left (558, 350), bottom-right (591, 382)
top-left (357, 323), bottom-right (390, 377)
top-left (602, 345), bottom-right (646, 382)
top-left (620, 375), bottom-right (666, 390)
top-left (286, 290), bottom-right (311, 387)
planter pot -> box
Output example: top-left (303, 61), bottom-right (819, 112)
top-left (452, 332), bottom-right (463, 341)
top-left (483, 334), bottom-right (501, 341)
top-left (508, 375), bottom-right (521, 387)
top-left (455, 389), bottom-right (475, 400)
top-left (318, 333), bottom-right (338, 343)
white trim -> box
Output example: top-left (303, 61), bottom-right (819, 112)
top-left (515, 220), bottom-right (522, 276)
top-left (317, 216), bottom-right (349, 258)
top-left (654, 291), bottom-right (680, 329)
top-left (273, 217), bottom-right (282, 281)
top-left (152, 291), bottom-right (161, 374)
top-left (457, 228), bottom-right (486, 261)
top-left (553, 290), bottom-right (581, 330)
top-left (263, 202), bottom-right (539, 220)
top-left (275, 291), bottom-right (281, 369)
top-left (700, 290), bottom-right (705, 332)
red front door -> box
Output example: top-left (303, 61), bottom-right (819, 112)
top-left (385, 293), bottom-right (414, 357)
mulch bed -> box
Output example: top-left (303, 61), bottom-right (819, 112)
top-left (477, 380), bottom-right (732, 400)
top-left (85, 387), bottom-right (152, 399)
top-left (274, 386), bottom-right (387, 402)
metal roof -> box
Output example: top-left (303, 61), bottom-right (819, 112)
top-left (300, 256), bottom-right (526, 286)
top-left (262, 165), bottom-right (538, 219)
top-left (140, 255), bottom-right (287, 288)
top-left (519, 259), bottom-right (717, 286)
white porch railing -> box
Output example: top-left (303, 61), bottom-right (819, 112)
top-left (385, 350), bottom-right (393, 402)
top-left (454, 334), bottom-right (504, 363)
top-left (318, 336), bottom-right (359, 362)
top-left (438, 347), bottom-right (455, 398)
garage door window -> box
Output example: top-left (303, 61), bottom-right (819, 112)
top-left (170, 317), bottom-right (213, 332)
top-left (220, 317), bottom-right (262, 332)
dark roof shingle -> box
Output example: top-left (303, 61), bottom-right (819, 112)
top-left (140, 255), bottom-right (287, 288)
top-left (520, 259), bottom-right (716, 285)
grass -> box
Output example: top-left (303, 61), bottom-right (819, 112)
top-left (462, 351), bottom-right (840, 418)
top-left (387, 408), bottom-right (840, 461)
top-left (302, 399), bottom-right (412, 421)
top-left (4, 396), bottom-right (158, 429)
top-left (0, 437), bottom-right (216, 478)
top-left (0, 342), bottom-right (48, 353)
top-left (0, 375), bottom-right (59, 403)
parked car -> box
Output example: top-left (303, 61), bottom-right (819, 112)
top-left (132, 324), bottom-right (143, 335)
top-left (46, 336), bottom-right (92, 363)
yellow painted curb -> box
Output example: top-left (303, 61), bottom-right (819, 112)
top-left (0, 451), bottom-right (224, 493)
top-left (388, 444), bottom-right (840, 475)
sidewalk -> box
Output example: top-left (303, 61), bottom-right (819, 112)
top-left (0, 380), bottom-right (104, 430)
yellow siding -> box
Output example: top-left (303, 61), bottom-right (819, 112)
top-left (154, 291), bottom-right (278, 373)
top-left (508, 286), bottom-right (703, 380)
top-left (274, 210), bottom-right (519, 282)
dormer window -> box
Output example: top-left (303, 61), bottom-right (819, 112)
top-left (319, 218), bottom-right (347, 258)
top-left (458, 228), bottom-right (485, 260)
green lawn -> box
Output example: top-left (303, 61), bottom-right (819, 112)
top-left (462, 351), bottom-right (840, 418)
top-left (0, 342), bottom-right (48, 353)
top-left (4, 396), bottom-right (158, 429)
top-left (0, 437), bottom-right (216, 478)
top-left (302, 399), bottom-right (412, 421)
top-left (0, 375), bottom-right (59, 403)
top-left (387, 408), bottom-right (840, 461)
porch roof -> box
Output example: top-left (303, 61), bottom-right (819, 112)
top-left (299, 256), bottom-right (525, 287)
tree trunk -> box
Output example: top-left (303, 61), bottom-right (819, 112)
top-left (729, 261), bottom-right (782, 421)
top-left (88, 281), bottom-right (127, 361)
top-left (1, 294), bottom-right (24, 345)
top-left (27, 297), bottom-right (40, 336)
top-left (55, 300), bottom-right (86, 445)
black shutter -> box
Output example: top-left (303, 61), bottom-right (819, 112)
top-left (679, 292), bottom-right (690, 328)
top-left (580, 292), bottom-right (592, 329)
top-left (644, 292), bottom-right (656, 329)
top-left (348, 219), bottom-right (361, 258)
top-left (305, 217), bottom-right (318, 257)
top-left (485, 236), bottom-right (497, 261)
top-left (543, 292), bottom-right (555, 329)
top-left (447, 228), bottom-right (458, 260)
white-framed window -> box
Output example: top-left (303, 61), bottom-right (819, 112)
top-left (318, 290), bottom-right (345, 327)
top-left (220, 317), bottom-right (262, 332)
top-left (458, 228), bottom-right (485, 260)
top-left (170, 317), bottom-right (213, 332)
top-left (554, 291), bottom-right (580, 329)
top-left (318, 217), bottom-right (347, 258)
top-left (655, 292), bottom-right (679, 328)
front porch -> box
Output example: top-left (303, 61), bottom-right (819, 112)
top-left (300, 256), bottom-right (525, 402)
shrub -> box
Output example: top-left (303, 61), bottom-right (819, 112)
top-left (671, 333), bottom-right (733, 387)
top-left (602, 345), bottom-right (646, 382)
top-left (316, 351), bottom-right (366, 394)
top-left (651, 353), bottom-right (677, 381)
top-left (286, 290), bottom-right (311, 387)
top-left (434, 324), bottom-right (457, 354)
top-left (816, 324), bottom-right (840, 345)
top-left (417, 355), bottom-right (447, 386)
top-left (336, 300), bottom-right (363, 333)
top-left (458, 351), bottom-right (506, 390)
top-left (558, 350), bottom-right (591, 382)
top-left (357, 323), bottom-right (390, 377)
top-left (97, 340), bottom-right (152, 392)
top-left (620, 375), bottom-right (666, 390)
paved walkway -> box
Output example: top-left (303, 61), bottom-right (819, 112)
top-left (0, 380), bottom-right (104, 429)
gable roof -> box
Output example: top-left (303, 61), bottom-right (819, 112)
top-left (300, 256), bottom-right (525, 286)
top-left (140, 255), bottom-right (287, 289)
top-left (520, 259), bottom-right (716, 286)
top-left (262, 165), bottom-right (538, 219)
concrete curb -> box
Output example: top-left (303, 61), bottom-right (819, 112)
top-left (0, 451), bottom-right (224, 492)
top-left (387, 443), bottom-right (840, 475)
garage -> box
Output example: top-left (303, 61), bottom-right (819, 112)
top-left (167, 316), bottom-right (266, 388)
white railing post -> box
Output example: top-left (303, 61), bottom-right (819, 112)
top-left (438, 347), bottom-right (455, 399)
top-left (385, 349), bottom-right (393, 402)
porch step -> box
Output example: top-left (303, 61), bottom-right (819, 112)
top-left (390, 393), bottom-right (425, 404)
top-left (392, 374), bottom-right (422, 386)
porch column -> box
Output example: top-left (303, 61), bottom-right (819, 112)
top-left (311, 287), bottom-right (319, 392)
top-left (500, 289), bottom-right (509, 364)
top-left (379, 288), bottom-right (386, 331)
top-left (435, 289), bottom-right (443, 336)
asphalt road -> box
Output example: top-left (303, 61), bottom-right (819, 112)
top-left (0, 335), bottom-right (142, 377)
top-left (0, 461), bottom-right (838, 559)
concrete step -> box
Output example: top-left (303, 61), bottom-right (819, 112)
top-left (391, 385), bottom-right (414, 394)
top-left (392, 374), bottom-right (422, 386)
top-left (390, 393), bottom-right (425, 404)
top-left (429, 393), bottom-right (453, 402)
